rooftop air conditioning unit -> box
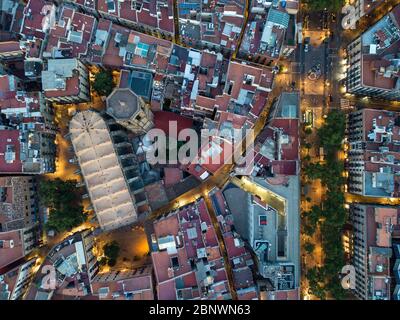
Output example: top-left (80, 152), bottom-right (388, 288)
top-left (0, 240), bottom-right (14, 248)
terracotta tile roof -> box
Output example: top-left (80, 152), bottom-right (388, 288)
top-left (164, 167), bottom-right (183, 187)
top-left (0, 130), bottom-right (22, 173)
top-left (0, 230), bottom-right (24, 270)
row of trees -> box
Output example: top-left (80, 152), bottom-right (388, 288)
top-left (304, 0), bottom-right (344, 12)
top-left (39, 178), bottom-right (86, 233)
top-left (303, 109), bottom-right (347, 299)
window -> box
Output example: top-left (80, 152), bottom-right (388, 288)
top-left (171, 256), bottom-right (179, 268)
top-left (259, 215), bottom-right (267, 226)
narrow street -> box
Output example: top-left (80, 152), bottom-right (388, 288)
top-left (172, 0), bottom-right (180, 45)
top-left (232, 0), bottom-right (250, 59)
top-left (203, 195), bottom-right (238, 300)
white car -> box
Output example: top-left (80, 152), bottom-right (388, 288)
top-left (304, 44), bottom-right (309, 52)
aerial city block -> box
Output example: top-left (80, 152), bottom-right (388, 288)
top-left (0, 0), bottom-right (400, 303)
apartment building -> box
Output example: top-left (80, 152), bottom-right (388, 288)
top-left (347, 108), bottom-right (400, 198)
top-left (349, 204), bottom-right (400, 300)
top-left (346, 5), bottom-right (400, 100)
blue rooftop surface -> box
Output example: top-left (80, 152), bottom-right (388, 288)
top-left (129, 71), bottom-right (153, 101)
top-left (267, 8), bottom-right (290, 29)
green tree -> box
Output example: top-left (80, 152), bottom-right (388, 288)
top-left (304, 241), bottom-right (315, 254)
top-left (304, 162), bottom-right (324, 180)
top-left (39, 178), bottom-right (86, 233)
top-left (307, 267), bottom-right (326, 300)
top-left (304, 0), bottom-right (344, 12)
top-left (317, 110), bottom-right (346, 152)
top-left (93, 70), bottom-right (114, 96)
top-left (304, 127), bottom-right (313, 135)
top-left (103, 241), bottom-right (120, 267)
top-left (99, 257), bottom-right (107, 266)
top-left (303, 221), bottom-right (316, 237)
top-left (303, 108), bottom-right (348, 299)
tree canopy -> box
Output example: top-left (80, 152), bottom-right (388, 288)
top-left (39, 178), bottom-right (86, 233)
top-left (317, 109), bottom-right (346, 154)
top-left (103, 241), bottom-right (120, 267)
top-left (92, 70), bottom-right (114, 96)
top-left (304, 241), bottom-right (315, 254)
top-left (303, 109), bottom-right (347, 299)
top-left (304, 0), bottom-right (344, 12)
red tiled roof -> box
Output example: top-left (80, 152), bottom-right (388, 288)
top-left (250, 91), bottom-right (268, 117)
top-left (157, 279), bottom-right (176, 300)
top-left (45, 7), bottom-right (95, 58)
top-left (362, 56), bottom-right (398, 90)
top-left (102, 24), bottom-right (129, 67)
top-left (271, 160), bottom-right (297, 175)
top-left (154, 111), bottom-right (193, 139)
top-left (0, 230), bottom-right (24, 270)
top-left (158, 5), bottom-right (174, 33)
top-left (44, 73), bottom-right (80, 98)
top-left (226, 61), bottom-right (273, 99)
top-left (97, 0), bottom-right (119, 17)
top-left (196, 95), bottom-right (216, 111)
top-left (91, 271), bottom-right (153, 300)
top-left (164, 167), bottom-right (183, 187)
top-left (266, 288), bottom-right (300, 300)
top-left (0, 130), bottom-right (22, 173)
top-left (137, 2), bottom-right (157, 28)
top-left (224, 233), bottom-right (246, 259)
top-left (237, 289), bottom-right (258, 300)
top-left (21, 0), bottom-right (54, 39)
top-left (270, 118), bottom-right (299, 161)
top-left (152, 199), bottom-right (228, 299)
top-left (0, 41), bottom-right (21, 53)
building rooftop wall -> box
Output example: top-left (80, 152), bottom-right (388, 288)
top-left (374, 207), bottom-right (398, 247)
top-left (42, 58), bottom-right (84, 98)
top-left (0, 176), bottom-right (36, 231)
top-left (0, 130), bottom-right (22, 174)
top-left (0, 230), bottom-right (24, 271)
top-left (0, 257), bottom-right (37, 300)
top-left (97, 0), bottom-right (174, 34)
top-left (69, 111), bottom-right (137, 231)
top-left (151, 199), bottom-right (230, 300)
top-left (0, 41), bottom-right (21, 54)
top-left (44, 6), bottom-right (96, 59)
top-left (25, 230), bottom-right (95, 300)
top-left (348, 109), bottom-right (400, 197)
top-left (354, 4), bottom-right (400, 92)
top-left (91, 266), bottom-right (154, 300)
top-left (351, 204), bottom-right (399, 300)
top-left (0, 75), bottom-right (54, 174)
top-left (106, 88), bottom-right (140, 120)
top-left (178, 0), bottom-right (245, 50)
top-left (20, 0), bottom-right (56, 40)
